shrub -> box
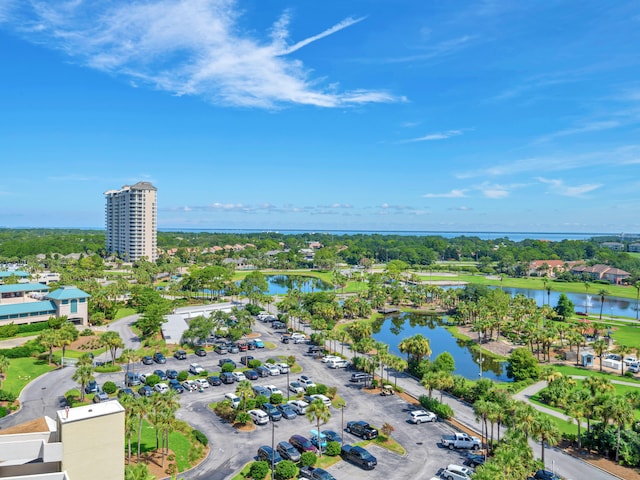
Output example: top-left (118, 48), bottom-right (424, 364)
top-left (165, 463), bottom-right (177, 476)
top-left (314, 384), bottom-right (328, 395)
top-left (325, 441), bottom-right (341, 456)
top-left (0, 345), bottom-right (35, 358)
top-left (305, 385), bottom-right (318, 395)
top-left (270, 393), bottom-right (283, 405)
top-left (274, 459), bottom-right (298, 480)
top-left (95, 364), bottom-right (121, 373)
top-left (299, 451), bottom-right (317, 467)
top-left (249, 461), bottom-right (270, 480)
top-left (177, 370), bottom-right (189, 382)
top-left (0, 323), bottom-right (19, 338)
top-left (370, 379), bottom-right (378, 389)
top-left (102, 381), bottom-right (117, 394)
top-left (0, 390), bottom-right (17, 402)
top-left (17, 322), bottom-right (49, 334)
top-left (145, 374), bottom-right (161, 386)
top-left (235, 412), bottom-right (251, 425)
top-left (0, 406), bottom-right (7, 418)
top-left (221, 363), bottom-right (234, 373)
top-left (419, 395), bottom-right (454, 419)
top-left (326, 386), bottom-right (337, 399)
top-left (245, 303), bottom-right (262, 316)
top-left (248, 359), bottom-right (262, 369)
top-left (213, 400), bottom-right (237, 423)
top-left (192, 429), bottom-right (208, 446)
top-left (255, 394), bottom-right (269, 405)
top-left (79, 328), bottom-right (93, 336)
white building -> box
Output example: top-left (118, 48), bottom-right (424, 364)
top-left (104, 182), bottom-right (157, 262)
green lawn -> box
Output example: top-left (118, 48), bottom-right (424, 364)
top-left (608, 324), bottom-right (640, 349)
top-left (131, 420), bottom-right (197, 472)
top-left (114, 307), bottom-right (137, 320)
top-left (553, 364), bottom-right (640, 384)
top-left (3, 357), bottom-right (54, 396)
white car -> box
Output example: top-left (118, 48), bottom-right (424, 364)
top-left (265, 364), bottom-right (280, 376)
top-left (289, 382), bottom-right (305, 394)
top-left (248, 409), bottom-right (269, 425)
top-left (409, 409), bottom-right (437, 424)
top-left (138, 373), bottom-right (152, 383)
top-left (225, 392), bottom-right (241, 409)
top-left (308, 394), bottom-right (331, 406)
top-left (287, 399), bottom-right (309, 415)
top-left (327, 359), bottom-right (350, 369)
top-left (194, 378), bottom-right (209, 389)
top-left (442, 464), bottom-right (473, 480)
top-left (232, 371), bottom-right (247, 382)
top-left (298, 376), bottom-right (316, 389)
top-left (189, 363), bottom-right (205, 375)
top-left (277, 363), bottom-right (290, 373)
top-left (321, 355), bottom-right (340, 364)
top-left (182, 380), bottom-right (197, 391)
top-left (265, 385), bottom-right (283, 396)
top-left (154, 383), bottom-right (169, 394)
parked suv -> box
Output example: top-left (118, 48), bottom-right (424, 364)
top-left (173, 350), bottom-right (187, 360)
top-left (153, 352), bottom-right (166, 364)
top-left (349, 372), bottom-right (373, 383)
top-left (220, 372), bottom-right (235, 384)
top-left (289, 434), bottom-right (317, 453)
top-left (441, 464), bottom-right (473, 480)
top-left (214, 344), bottom-right (228, 355)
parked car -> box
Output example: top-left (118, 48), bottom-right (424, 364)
top-left (289, 381), bottom-right (305, 394)
top-left (248, 409), bottom-right (269, 425)
top-left (214, 344), bottom-right (228, 355)
top-left (154, 382), bottom-right (169, 394)
top-left (224, 392), bottom-right (241, 409)
top-left (440, 432), bottom-right (481, 450)
top-left (219, 358), bottom-right (236, 368)
top-left (118, 388), bottom-right (138, 398)
top-left (227, 344), bottom-right (240, 354)
top-left (276, 403), bottom-right (297, 420)
top-left (165, 369), bottom-right (179, 379)
top-left (307, 394), bottom-right (331, 407)
top-left (264, 364), bottom-right (280, 376)
top-left (236, 342), bottom-right (249, 352)
top-left (346, 421), bottom-right (378, 440)
top-left (231, 371), bottom-right (247, 382)
top-left (255, 366), bottom-right (271, 378)
top-left (321, 355), bottom-right (340, 364)
top-left (322, 430), bottom-right (342, 444)
top-left (276, 441), bottom-right (301, 462)
top-left (141, 355), bottom-right (154, 365)
top-left (168, 379), bottom-right (184, 393)
top-left (298, 466), bottom-right (336, 480)
top-left (220, 372), bottom-right (235, 384)
top-left (92, 390), bottom-right (109, 403)
top-left (298, 376), bottom-right (315, 389)
top-left (85, 381), bottom-right (98, 394)
top-left (464, 452), bottom-right (486, 467)
top-left (262, 403), bottom-right (282, 421)
top-left (138, 385), bottom-right (153, 397)
top-left (409, 409), bottom-right (437, 424)
top-left (253, 385), bottom-right (271, 397)
top-left (173, 350), bottom-right (187, 360)
top-left (441, 464), bottom-right (474, 480)
top-left (349, 372), bottom-right (373, 383)
top-left (153, 369), bottom-right (168, 381)
top-left (265, 385), bottom-right (283, 396)
top-left (287, 400), bottom-right (309, 415)
top-left (138, 372), bottom-right (152, 384)
top-left (327, 359), bottom-right (350, 369)
top-left (289, 434), bottom-right (317, 453)
top-left (240, 355), bottom-right (254, 365)
top-left (181, 379), bottom-right (196, 391)
top-left (207, 375), bottom-right (222, 386)
top-left (125, 372), bottom-right (141, 387)
top-left (194, 348), bottom-right (207, 357)
top-left (311, 431), bottom-right (327, 452)
top-left (257, 445), bottom-right (283, 465)
top-left (189, 363), bottom-right (205, 375)
top-left (529, 470), bottom-right (562, 480)
top-left (244, 370), bottom-right (259, 380)
top-left (252, 339), bottom-right (265, 348)
top-left (153, 352), bottom-right (166, 364)
top-left (194, 378), bottom-right (209, 389)
top-left (341, 444), bottom-right (377, 470)
top-left (277, 363), bottom-right (290, 373)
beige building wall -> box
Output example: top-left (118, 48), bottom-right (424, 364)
top-left (57, 402), bottom-right (125, 480)
top-left (105, 182), bottom-right (157, 262)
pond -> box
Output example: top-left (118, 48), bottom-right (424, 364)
top-left (371, 311), bottom-right (511, 382)
top-left (264, 275), bottom-right (333, 295)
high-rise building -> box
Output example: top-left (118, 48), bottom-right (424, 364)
top-left (104, 181), bottom-right (157, 262)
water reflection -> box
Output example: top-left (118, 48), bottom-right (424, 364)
top-left (266, 275), bottom-right (333, 294)
top-left (372, 312), bottom-right (510, 382)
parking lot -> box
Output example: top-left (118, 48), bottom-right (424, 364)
top-left (97, 319), bottom-right (471, 479)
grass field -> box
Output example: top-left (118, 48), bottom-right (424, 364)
top-left (114, 307), bottom-right (137, 320)
top-left (131, 419), bottom-right (196, 472)
top-left (3, 357), bottom-right (54, 396)
top-left (553, 364), bottom-right (640, 383)
top-left (608, 324), bottom-right (640, 348)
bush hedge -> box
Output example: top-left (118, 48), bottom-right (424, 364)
top-left (192, 429), bottom-right (208, 446)
top-left (419, 395), bottom-right (454, 419)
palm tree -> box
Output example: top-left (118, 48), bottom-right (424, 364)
top-left (421, 371), bottom-right (440, 399)
top-left (337, 330), bottom-right (351, 357)
top-left (473, 399), bottom-right (491, 451)
top-left (119, 394), bottom-right (137, 463)
top-left (124, 463), bottom-right (155, 480)
top-left (635, 281), bottom-right (640, 321)
top-left (72, 356), bottom-right (94, 402)
top-left (235, 380), bottom-right (254, 411)
top-left (390, 356), bottom-right (407, 388)
top-left (0, 355), bottom-right (9, 388)
top-left (305, 398), bottom-right (331, 457)
top-left (398, 333), bottom-right (432, 365)
top-left (598, 289), bottom-right (609, 321)
top-left (531, 414), bottom-right (560, 466)
top-left (606, 395), bottom-right (635, 462)
top-left (512, 402), bottom-right (537, 440)
top-left (565, 390), bottom-right (588, 449)
top-left (592, 339), bottom-right (608, 372)
top-left (131, 395), bottom-right (148, 460)
top-left (614, 344), bottom-right (632, 375)
top-left (100, 330), bottom-right (125, 365)
top-left (38, 329), bottom-right (59, 365)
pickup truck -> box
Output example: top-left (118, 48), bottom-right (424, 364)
top-left (298, 466), bottom-right (336, 480)
top-left (341, 444), bottom-right (377, 470)
top-left (346, 420), bottom-right (378, 440)
top-left (440, 432), bottom-right (481, 450)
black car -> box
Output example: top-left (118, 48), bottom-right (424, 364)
top-left (138, 385), bottom-right (153, 397)
top-left (118, 388), bottom-right (137, 398)
top-left (174, 350), bottom-right (187, 360)
top-left (219, 358), bottom-right (236, 368)
top-left (153, 352), bottom-right (166, 364)
top-left (195, 348), bottom-right (207, 357)
top-left (322, 430), bottom-right (342, 444)
top-left (207, 375), bottom-right (222, 386)
top-left (276, 441), bottom-right (301, 462)
top-left (168, 379), bottom-right (184, 393)
top-left (255, 366), bottom-right (270, 377)
top-left (531, 470), bottom-right (562, 480)
top-left (345, 421), bottom-right (378, 440)
top-left (247, 341), bottom-right (256, 350)
top-left (153, 369), bottom-right (168, 381)
top-left (257, 445), bottom-right (283, 465)
top-left (240, 355), bottom-right (254, 365)
top-left (262, 403), bottom-right (282, 421)
top-left (276, 403), bottom-right (297, 419)
top-left (220, 372), bottom-right (235, 384)
top-left (85, 380), bottom-right (98, 394)
top-left (165, 369), bottom-right (179, 380)
top-left (141, 355), bottom-right (154, 365)
top-left (245, 370), bottom-right (259, 380)
top-left (341, 444), bottom-right (377, 470)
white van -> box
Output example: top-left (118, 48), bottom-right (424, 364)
top-left (224, 393), bottom-right (241, 409)
top-left (441, 464), bottom-right (473, 480)
top-left (629, 362), bottom-right (640, 373)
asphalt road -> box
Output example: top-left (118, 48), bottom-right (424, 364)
top-left (0, 312), bottom-right (621, 480)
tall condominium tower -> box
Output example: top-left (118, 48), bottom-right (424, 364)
top-left (104, 182), bottom-right (157, 262)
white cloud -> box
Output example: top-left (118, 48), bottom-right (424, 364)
top-left (422, 189), bottom-right (467, 198)
top-left (382, 35), bottom-right (477, 63)
top-left (2, 1), bottom-right (399, 109)
top-left (401, 129), bottom-right (463, 143)
top-left (536, 177), bottom-right (602, 197)
top-left (535, 120), bottom-right (621, 143)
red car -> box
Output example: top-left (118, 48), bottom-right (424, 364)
top-left (289, 434), bottom-right (318, 454)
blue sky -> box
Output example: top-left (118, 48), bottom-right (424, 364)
top-left (1, 1), bottom-right (640, 233)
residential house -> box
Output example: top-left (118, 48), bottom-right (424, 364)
top-left (570, 264), bottom-right (631, 285)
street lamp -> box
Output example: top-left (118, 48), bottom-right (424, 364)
top-left (271, 421), bottom-right (278, 475)
top-left (478, 332), bottom-right (483, 379)
top-left (340, 403), bottom-right (347, 447)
